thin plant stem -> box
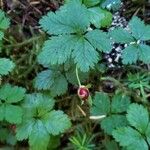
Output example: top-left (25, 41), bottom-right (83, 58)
top-left (76, 66), bottom-right (81, 87)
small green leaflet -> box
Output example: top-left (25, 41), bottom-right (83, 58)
top-left (16, 93), bottom-right (71, 150)
top-left (101, 0), bottom-right (122, 11)
top-left (113, 127), bottom-right (148, 150)
top-left (126, 104), bottom-right (149, 133)
top-left (39, 0), bottom-right (112, 72)
top-left (0, 9), bottom-right (10, 40)
top-left (0, 58), bottom-right (15, 75)
top-left (110, 16), bottom-right (150, 65)
top-left (88, 7), bottom-right (112, 28)
top-left (90, 92), bottom-right (131, 135)
top-left (0, 84), bottom-right (26, 124)
top-left (34, 69), bottom-right (68, 96)
top-left (113, 104), bottom-right (150, 150)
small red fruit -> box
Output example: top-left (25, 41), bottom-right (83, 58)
top-left (9, 124), bottom-right (16, 134)
top-left (77, 86), bottom-right (90, 101)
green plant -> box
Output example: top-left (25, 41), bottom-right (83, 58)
top-left (113, 104), bottom-right (150, 150)
top-left (38, 0), bottom-right (112, 73)
top-left (90, 92), bottom-right (131, 135)
top-left (1, 0), bottom-right (150, 149)
top-left (0, 10), bottom-right (15, 77)
top-left (16, 93), bottom-right (71, 150)
top-left (69, 128), bottom-right (96, 150)
top-left (110, 16), bottom-right (150, 64)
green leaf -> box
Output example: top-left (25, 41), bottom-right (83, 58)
top-left (83, 0), bottom-right (101, 7)
top-left (101, 115), bottom-right (128, 135)
top-left (111, 94), bottom-right (131, 113)
top-left (34, 70), bottom-right (55, 90)
top-left (109, 28), bottom-right (135, 44)
top-left (140, 25), bottom-right (150, 41)
top-left (72, 36), bottom-right (99, 72)
top-left (85, 29), bottom-right (112, 53)
top-left (88, 7), bottom-right (112, 28)
top-left (90, 92), bottom-right (110, 116)
top-left (101, 0), bottom-right (122, 11)
top-left (0, 84), bottom-right (26, 103)
top-left (122, 45), bottom-right (139, 64)
top-left (29, 120), bottom-right (50, 150)
top-left (126, 104), bottom-right (149, 133)
top-left (38, 36), bottom-right (77, 66)
top-left (39, 0), bottom-right (90, 35)
top-left (113, 127), bottom-right (148, 150)
top-left (5, 104), bottom-right (23, 124)
top-left (42, 110), bottom-right (71, 135)
top-left (0, 10), bottom-right (10, 30)
top-left (139, 44), bottom-right (150, 64)
top-left (0, 58), bottom-right (15, 75)
top-left (50, 74), bottom-right (68, 97)
top-left (34, 70), bottom-right (68, 96)
top-left (16, 119), bottom-right (35, 141)
top-left (129, 16), bottom-right (150, 40)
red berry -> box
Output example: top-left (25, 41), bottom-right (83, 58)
top-left (9, 124), bottom-right (16, 133)
top-left (77, 86), bottom-right (89, 100)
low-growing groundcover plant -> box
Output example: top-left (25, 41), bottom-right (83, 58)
top-left (1, 0), bottom-right (150, 149)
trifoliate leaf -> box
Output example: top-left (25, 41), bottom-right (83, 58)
top-left (109, 28), bottom-right (135, 44)
top-left (72, 37), bottom-right (99, 72)
top-left (0, 84), bottom-right (26, 103)
top-left (101, 115), bottom-right (128, 135)
top-left (88, 7), bottom-right (112, 28)
top-left (85, 30), bottom-right (112, 53)
top-left (90, 92), bottom-right (110, 116)
top-left (129, 16), bottom-right (150, 41)
top-left (16, 93), bottom-right (71, 150)
top-left (139, 44), bottom-right (150, 64)
top-left (113, 127), bottom-right (148, 150)
top-left (126, 104), bottom-right (149, 133)
top-left (122, 45), bottom-right (139, 64)
top-left (35, 69), bottom-right (68, 96)
top-left (42, 110), bottom-right (71, 135)
top-left (0, 58), bottom-right (15, 75)
top-left (39, 0), bottom-right (90, 35)
top-left (29, 120), bottom-right (50, 150)
top-left (111, 94), bottom-right (131, 113)
top-left (0, 84), bottom-right (25, 124)
top-left (83, 0), bottom-right (102, 7)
